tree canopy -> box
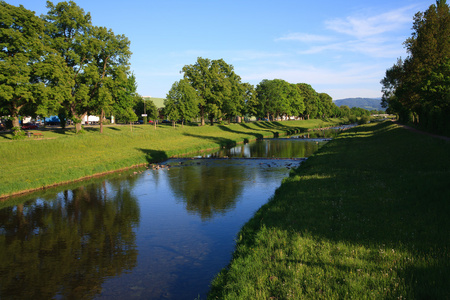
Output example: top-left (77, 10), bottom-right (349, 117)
top-left (0, 1), bottom-right (68, 128)
top-left (381, 0), bottom-right (450, 134)
top-left (0, 1), bottom-right (136, 133)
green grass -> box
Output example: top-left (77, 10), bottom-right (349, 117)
top-left (208, 121), bottom-right (450, 299)
top-left (0, 119), bottom-right (341, 198)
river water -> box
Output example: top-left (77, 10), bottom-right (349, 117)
top-left (0, 133), bottom-right (335, 299)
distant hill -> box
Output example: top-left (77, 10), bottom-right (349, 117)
top-left (143, 97), bottom-right (165, 109)
top-left (334, 98), bottom-right (383, 111)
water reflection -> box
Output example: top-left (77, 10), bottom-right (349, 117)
top-left (0, 178), bottom-right (140, 299)
top-left (167, 160), bottom-right (245, 220)
top-left (0, 134), bottom-right (334, 299)
top-left (197, 139), bottom-right (326, 159)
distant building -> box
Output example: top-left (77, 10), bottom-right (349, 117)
top-left (82, 115), bottom-right (100, 125)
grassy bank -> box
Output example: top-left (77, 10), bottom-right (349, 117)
top-left (209, 121), bottom-right (450, 299)
top-left (0, 119), bottom-right (340, 198)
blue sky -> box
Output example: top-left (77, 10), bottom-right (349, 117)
top-left (7, 0), bottom-right (432, 100)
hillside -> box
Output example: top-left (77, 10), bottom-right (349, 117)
top-left (334, 97), bottom-right (383, 111)
top-left (143, 97), bottom-right (165, 108)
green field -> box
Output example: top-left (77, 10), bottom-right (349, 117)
top-left (0, 119), bottom-right (340, 198)
top-left (209, 121), bottom-right (450, 299)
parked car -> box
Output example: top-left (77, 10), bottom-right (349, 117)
top-left (21, 123), bottom-right (39, 130)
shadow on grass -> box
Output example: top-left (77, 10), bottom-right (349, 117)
top-left (183, 133), bottom-right (237, 148)
top-left (250, 121), bottom-right (304, 135)
top-left (217, 125), bottom-right (264, 141)
top-left (137, 148), bottom-right (169, 163)
top-left (218, 121), bottom-right (450, 298)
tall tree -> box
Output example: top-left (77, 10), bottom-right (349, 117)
top-left (43, 1), bottom-right (131, 133)
top-left (296, 83), bottom-right (320, 119)
top-left (382, 0), bottom-right (450, 128)
top-left (242, 83), bottom-right (258, 121)
top-left (0, 2), bottom-right (67, 128)
top-left (318, 93), bottom-right (333, 118)
top-left (164, 79), bottom-right (199, 126)
top-left (181, 57), bottom-right (213, 126)
top-left (287, 83), bottom-right (304, 119)
top-left (255, 79), bottom-right (293, 120)
top-left (181, 57), bottom-right (242, 125)
top-left (89, 26), bottom-right (132, 133)
top-left (112, 72), bottom-right (139, 128)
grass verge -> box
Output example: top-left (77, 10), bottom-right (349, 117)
top-left (0, 119), bottom-right (339, 199)
top-left (208, 121), bottom-right (450, 299)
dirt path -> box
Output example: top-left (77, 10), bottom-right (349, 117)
top-left (394, 121), bottom-right (450, 142)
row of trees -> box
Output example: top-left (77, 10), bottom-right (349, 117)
top-left (164, 57), bottom-right (359, 126)
top-left (0, 1), bottom-right (140, 133)
top-left (381, 0), bottom-right (450, 135)
top-left (1, 2), bottom-right (370, 133)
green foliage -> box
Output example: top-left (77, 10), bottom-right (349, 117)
top-left (358, 114), bottom-right (371, 124)
top-left (11, 127), bottom-right (25, 139)
top-left (255, 79), bottom-right (305, 120)
top-left (297, 83), bottom-right (320, 119)
top-left (209, 122), bottom-right (450, 299)
top-left (382, 1), bottom-right (450, 134)
top-left (134, 96), bottom-right (158, 121)
top-left (181, 57), bottom-right (253, 125)
top-left (165, 79), bottom-right (199, 124)
top-left (0, 1), bottom-right (61, 127)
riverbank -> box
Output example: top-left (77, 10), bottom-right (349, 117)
top-left (208, 121), bottom-right (450, 299)
top-left (0, 119), bottom-right (341, 199)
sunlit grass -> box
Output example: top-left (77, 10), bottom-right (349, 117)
top-left (209, 122), bottom-right (450, 299)
top-left (0, 119), bottom-right (342, 198)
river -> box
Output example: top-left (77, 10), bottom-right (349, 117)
top-left (0, 132), bottom-right (335, 299)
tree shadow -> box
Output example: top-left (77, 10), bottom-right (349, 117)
top-left (136, 148), bottom-right (169, 163)
top-left (221, 122), bottom-right (450, 298)
top-left (217, 125), bottom-right (264, 141)
top-left (182, 133), bottom-right (237, 148)
top-left (248, 121), bottom-right (303, 135)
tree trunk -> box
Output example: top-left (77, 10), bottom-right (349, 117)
top-left (200, 106), bottom-right (205, 126)
top-left (75, 122), bottom-right (82, 133)
top-left (100, 109), bottom-right (104, 134)
top-left (12, 116), bottom-right (20, 128)
top-left (73, 111), bottom-right (87, 133)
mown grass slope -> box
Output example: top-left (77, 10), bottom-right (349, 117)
top-left (0, 119), bottom-right (338, 198)
top-left (209, 121), bottom-right (450, 299)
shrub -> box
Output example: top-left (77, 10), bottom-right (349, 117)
top-left (358, 115), bottom-right (371, 125)
top-left (12, 127), bottom-right (26, 140)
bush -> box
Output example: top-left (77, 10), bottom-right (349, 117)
top-left (12, 127), bottom-right (26, 140)
top-left (348, 115), bottom-right (358, 124)
top-left (358, 115), bottom-right (371, 125)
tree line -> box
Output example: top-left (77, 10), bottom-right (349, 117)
top-left (381, 0), bottom-right (450, 135)
top-left (1, 1), bottom-right (370, 135)
top-left (164, 57), bottom-right (369, 126)
top-left (0, 0), bottom-right (140, 133)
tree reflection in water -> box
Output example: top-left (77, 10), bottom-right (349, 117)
top-left (0, 135), bottom-right (334, 299)
top-left (0, 176), bottom-right (140, 299)
top-left (167, 161), bottom-right (246, 220)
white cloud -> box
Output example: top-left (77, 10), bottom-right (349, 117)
top-left (325, 5), bottom-right (415, 39)
top-left (276, 33), bottom-right (334, 43)
top-left (277, 5), bottom-right (415, 59)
